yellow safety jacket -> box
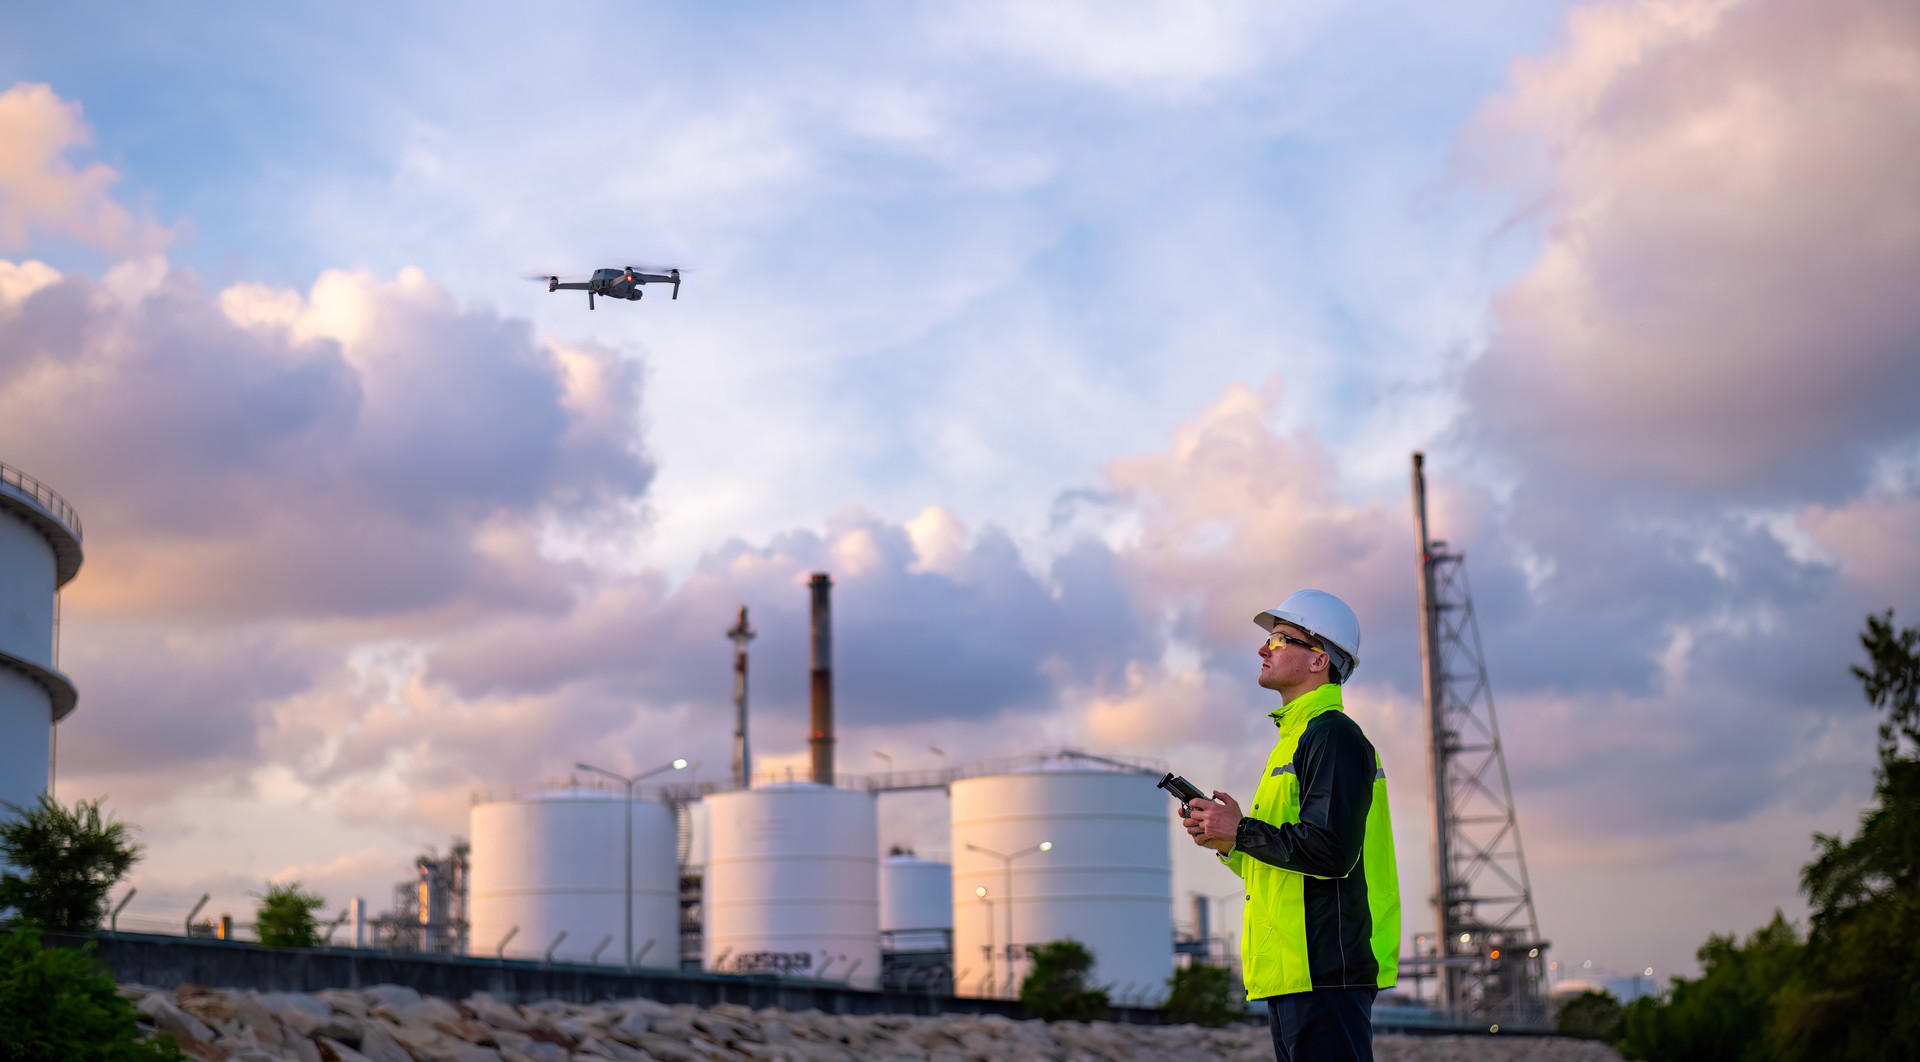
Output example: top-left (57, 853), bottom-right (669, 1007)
top-left (1221, 682), bottom-right (1400, 998)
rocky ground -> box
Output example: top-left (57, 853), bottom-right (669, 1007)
top-left (123, 983), bottom-right (1621, 1062)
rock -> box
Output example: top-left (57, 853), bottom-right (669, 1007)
top-left (694, 1013), bottom-right (761, 1045)
top-left (226, 994), bottom-right (287, 1048)
top-left (608, 1009), bottom-right (651, 1044)
top-left (174, 1041), bottom-right (230, 1062)
top-left (362, 984), bottom-right (423, 1010)
top-left (374, 995), bottom-right (463, 1029)
top-left (317, 989), bottom-right (371, 1019)
top-left (258, 991), bottom-right (334, 1037)
top-left (314, 1013), bottom-right (364, 1044)
top-left (465, 993), bottom-right (532, 1033)
top-left (138, 993), bottom-right (217, 1045)
top-left (635, 1032), bottom-right (709, 1062)
top-left (354, 1022), bottom-right (416, 1062)
top-left (625, 997), bottom-right (676, 1019)
top-left (317, 1038), bottom-right (376, 1062)
top-left (687, 1036), bottom-right (747, 1060)
top-left (652, 1013), bottom-right (698, 1037)
top-left (383, 1016), bottom-right (460, 1060)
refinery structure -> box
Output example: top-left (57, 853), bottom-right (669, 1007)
top-left (0, 461), bottom-right (82, 820)
top-left (0, 453), bottom-right (1550, 1025)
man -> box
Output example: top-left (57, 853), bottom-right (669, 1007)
top-left (1183, 589), bottom-right (1400, 1061)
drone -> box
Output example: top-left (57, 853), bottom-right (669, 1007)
top-left (532, 266), bottom-right (682, 310)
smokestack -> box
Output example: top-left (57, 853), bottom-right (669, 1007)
top-left (727, 606), bottom-right (756, 789)
top-left (808, 572), bottom-right (834, 785)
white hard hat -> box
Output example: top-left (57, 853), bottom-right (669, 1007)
top-left (1254, 589), bottom-right (1361, 683)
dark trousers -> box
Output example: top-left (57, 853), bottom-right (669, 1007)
top-left (1265, 987), bottom-right (1377, 1061)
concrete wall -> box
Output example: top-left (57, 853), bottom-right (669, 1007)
top-left (43, 931), bottom-right (1180, 1023)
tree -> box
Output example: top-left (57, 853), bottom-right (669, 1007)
top-left (1018, 939), bottom-right (1110, 1021)
top-left (0, 795), bottom-right (142, 932)
top-left (1616, 913), bottom-right (1802, 1061)
top-left (1554, 989), bottom-right (1622, 1043)
top-left (1615, 611), bottom-right (1920, 1062)
top-left (1163, 962), bottom-right (1240, 1027)
top-left (1773, 610), bottom-right (1920, 1059)
top-left (252, 882), bottom-right (326, 948)
top-left (0, 928), bottom-right (183, 1060)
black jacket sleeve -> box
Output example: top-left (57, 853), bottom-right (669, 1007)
top-left (1233, 711), bottom-right (1376, 877)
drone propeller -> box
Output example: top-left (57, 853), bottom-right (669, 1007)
top-left (521, 272), bottom-right (587, 282)
top-left (613, 261), bottom-right (691, 275)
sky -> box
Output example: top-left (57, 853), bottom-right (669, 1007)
top-left (3, 0), bottom-right (1918, 991)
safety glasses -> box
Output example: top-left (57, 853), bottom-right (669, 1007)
top-left (1263, 631), bottom-right (1324, 654)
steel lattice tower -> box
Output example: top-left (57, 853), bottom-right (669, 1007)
top-left (1412, 453), bottom-right (1549, 1025)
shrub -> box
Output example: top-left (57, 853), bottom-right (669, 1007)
top-left (252, 881), bottom-right (326, 948)
top-left (1554, 988), bottom-right (1623, 1043)
top-left (0, 927), bottom-right (183, 1060)
top-left (0, 795), bottom-right (142, 932)
top-left (1164, 962), bottom-right (1240, 1027)
top-left (1019, 939), bottom-right (1111, 1022)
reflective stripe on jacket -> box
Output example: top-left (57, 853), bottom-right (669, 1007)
top-left (1221, 682), bottom-right (1401, 998)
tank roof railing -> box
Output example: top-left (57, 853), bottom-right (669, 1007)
top-left (470, 774), bottom-right (691, 805)
top-left (0, 461), bottom-right (82, 540)
top-left (661, 747), bottom-right (1166, 801)
top-left (483, 747), bottom-right (1169, 807)
top-left (857, 746), bottom-right (1166, 793)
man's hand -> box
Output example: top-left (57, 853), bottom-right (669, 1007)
top-left (1182, 790), bottom-right (1244, 853)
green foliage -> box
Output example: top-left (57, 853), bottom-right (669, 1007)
top-left (0, 795), bottom-right (142, 932)
top-left (1772, 611), bottom-right (1920, 1059)
top-left (1019, 939), bottom-right (1111, 1022)
top-left (1616, 913), bottom-right (1802, 1060)
top-left (252, 881), bottom-right (326, 948)
top-left (1163, 962), bottom-right (1240, 1027)
top-left (1554, 988), bottom-right (1623, 1043)
top-left (1617, 611), bottom-right (1920, 1062)
top-left (0, 928), bottom-right (183, 1061)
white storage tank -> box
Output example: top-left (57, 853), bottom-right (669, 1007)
top-left (703, 783), bottom-right (880, 989)
top-left (951, 768), bottom-right (1173, 1003)
top-left (468, 789), bottom-right (680, 967)
top-left (0, 463), bottom-right (82, 822)
top-left (880, 853), bottom-right (952, 953)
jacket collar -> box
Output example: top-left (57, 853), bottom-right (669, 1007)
top-left (1269, 681), bottom-right (1343, 727)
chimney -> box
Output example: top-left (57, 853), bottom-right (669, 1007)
top-left (727, 606), bottom-right (756, 789)
top-left (808, 573), bottom-right (834, 785)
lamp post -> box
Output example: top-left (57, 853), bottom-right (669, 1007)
top-left (575, 757), bottom-right (691, 971)
top-left (974, 886), bottom-right (994, 996)
top-left (965, 840), bottom-right (1052, 997)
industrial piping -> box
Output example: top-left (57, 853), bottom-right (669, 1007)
top-left (808, 573), bottom-right (834, 785)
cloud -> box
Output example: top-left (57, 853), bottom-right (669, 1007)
top-left (0, 83), bottom-right (173, 255)
top-left (930, 1), bottom-right (1329, 97)
top-left (1464, 0), bottom-right (1920, 502)
top-left (0, 261), bottom-right (650, 623)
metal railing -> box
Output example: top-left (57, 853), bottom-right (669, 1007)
top-left (0, 461), bottom-right (82, 540)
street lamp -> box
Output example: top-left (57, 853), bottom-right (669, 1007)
top-left (974, 886), bottom-right (994, 996)
top-left (575, 757), bottom-right (692, 971)
top-left (965, 840), bottom-right (1052, 997)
